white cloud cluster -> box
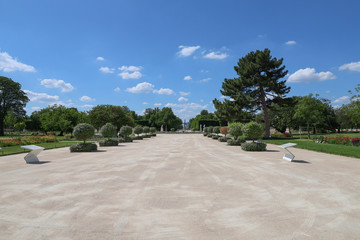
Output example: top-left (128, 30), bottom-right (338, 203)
top-left (24, 90), bottom-right (60, 103)
top-left (179, 91), bottom-right (190, 96)
top-left (114, 87), bottom-right (121, 92)
top-left (80, 96), bottom-right (95, 102)
top-left (153, 88), bottom-right (175, 95)
top-left (200, 77), bottom-right (211, 83)
top-left (178, 97), bottom-right (188, 102)
top-left (165, 102), bottom-right (209, 119)
top-left (154, 103), bottom-right (162, 106)
top-left (0, 51), bottom-right (36, 72)
top-left (40, 79), bottom-right (75, 92)
top-left (126, 82), bottom-right (154, 93)
top-left (177, 45), bottom-right (200, 57)
top-left (285, 40), bottom-right (296, 45)
top-left (287, 68), bottom-right (336, 83)
top-left (96, 57), bottom-right (104, 61)
top-left (339, 61), bottom-right (360, 72)
top-left (118, 65), bottom-right (143, 79)
top-left (332, 96), bottom-right (350, 104)
top-left (203, 51), bottom-right (228, 60)
top-left (99, 67), bottom-right (115, 73)
top-left (184, 75), bottom-right (192, 80)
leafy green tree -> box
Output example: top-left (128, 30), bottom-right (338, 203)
top-left (294, 94), bottom-right (326, 139)
top-left (213, 126), bottom-right (220, 136)
top-left (243, 121), bottom-right (263, 142)
top-left (134, 126), bottom-right (143, 136)
top-left (213, 99), bottom-right (253, 123)
top-left (100, 123), bottom-right (117, 139)
top-left (143, 126), bottom-right (150, 135)
top-left (73, 123), bottom-right (95, 144)
top-left (228, 122), bottom-right (243, 140)
top-left (0, 77), bottom-right (29, 135)
top-left (14, 122), bottom-right (26, 132)
top-left (150, 127), bottom-right (156, 134)
top-left (4, 109), bottom-right (17, 129)
top-left (346, 84), bottom-right (360, 128)
top-left (89, 105), bottom-right (133, 131)
top-left (119, 125), bottom-right (133, 137)
top-left (214, 49), bottom-right (289, 138)
top-left (149, 107), bottom-right (181, 130)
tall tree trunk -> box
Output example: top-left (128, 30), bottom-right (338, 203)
top-left (307, 123), bottom-right (310, 139)
top-left (0, 118), bottom-right (4, 136)
top-left (260, 88), bottom-right (270, 138)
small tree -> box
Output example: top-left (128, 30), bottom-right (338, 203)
top-left (150, 127), bottom-right (156, 134)
top-left (100, 123), bottom-right (117, 140)
top-left (134, 126), bottom-right (143, 136)
top-left (213, 126), bottom-right (220, 136)
top-left (220, 126), bottom-right (228, 137)
top-left (14, 122), bottom-right (26, 132)
top-left (73, 123), bottom-right (95, 144)
top-left (228, 122), bottom-right (243, 140)
top-left (143, 126), bottom-right (150, 135)
top-left (207, 126), bottom-right (213, 134)
top-left (119, 125), bottom-right (133, 137)
top-left (243, 121), bottom-right (263, 142)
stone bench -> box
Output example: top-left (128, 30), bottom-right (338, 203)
top-left (278, 143), bottom-right (297, 162)
top-left (21, 145), bottom-right (45, 164)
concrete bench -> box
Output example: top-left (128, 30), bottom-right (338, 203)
top-left (21, 145), bottom-right (45, 164)
top-left (278, 143), bottom-right (297, 162)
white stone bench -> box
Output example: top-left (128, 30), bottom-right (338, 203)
top-left (278, 143), bottom-right (297, 161)
top-left (21, 145), bottom-right (45, 164)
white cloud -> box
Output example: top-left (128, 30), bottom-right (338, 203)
top-left (285, 40), bottom-right (296, 45)
top-left (326, 90), bottom-right (331, 94)
top-left (80, 96), bottom-right (95, 102)
top-left (177, 45), bottom-right (200, 57)
top-left (114, 87), bottom-right (121, 92)
top-left (96, 57), bottom-right (104, 61)
top-left (179, 91), bottom-right (190, 96)
top-left (332, 96), bottom-right (350, 104)
top-left (200, 77), bottom-right (211, 83)
top-left (143, 102), bottom-right (148, 105)
top-left (0, 51), bottom-right (36, 72)
top-left (99, 67), bottom-right (115, 73)
top-left (40, 79), bottom-right (75, 92)
top-left (118, 71), bottom-right (142, 79)
top-left (119, 65), bottom-right (142, 72)
top-left (178, 97), bottom-right (188, 102)
top-left (126, 82), bottom-right (154, 93)
top-left (31, 106), bottom-right (41, 111)
top-left (165, 102), bottom-right (209, 119)
top-left (79, 104), bottom-right (93, 108)
top-left (154, 103), bottom-right (162, 106)
top-left (184, 75), bottom-right (192, 80)
top-left (200, 99), bottom-right (204, 102)
top-left (339, 61), bottom-right (360, 72)
top-left (203, 51), bottom-right (228, 60)
top-left (153, 88), bottom-right (175, 95)
top-left (287, 68), bottom-right (336, 83)
top-left (24, 90), bottom-right (59, 103)
top-left (220, 95), bottom-right (226, 99)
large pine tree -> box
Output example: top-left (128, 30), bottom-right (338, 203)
top-left (214, 49), bottom-right (290, 138)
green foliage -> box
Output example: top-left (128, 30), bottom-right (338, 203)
top-left (218, 136), bottom-right (228, 142)
top-left (241, 142), bottom-right (267, 151)
top-left (149, 107), bottom-right (182, 131)
top-left (228, 122), bottom-right (243, 140)
top-left (243, 121), bottom-right (263, 141)
top-left (0, 77), bottom-right (29, 136)
top-left (99, 139), bottom-right (118, 146)
top-left (100, 123), bottom-right (117, 139)
top-left (119, 125), bottom-right (133, 137)
top-left (14, 122), bottom-right (26, 131)
top-left (212, 135), bottom-right (220, 139)
top-left (64, 134), bottom-right (72, 140)
top-left (89, 105), bottom-right (134, 130)
top-left (171, 128), bottom-right (175, 132)
top-left (131, 135), bottom-right (143, 140)
top-left (189, 109), bottom-right (219, 130)
top-left (207, 126), bottom-right (213, 134)
top-left (118, 136), bottom-right (133, 143)
top-left (143, 126), bottom-right (150, 135)
top-left (150, 127), bottom-right (156, 133)
top-left (227, 139), bottom-right (244, 146)
top-left (134, 126), bottom-right (143, 136)
top-left (4, 110), bottom-right (17, 129)
top-left (214, 49), bottom-right (289, 138)
top-left (203, 132), bottom-right (208, 136)
top-left (70, 142), bottom-right (97, 152)
top-left (207, 134), bottom-right (213, 138)
top-left (213, 126), bottom-right (220, 135)
top-left (73, 123), bottom-right (95, 143)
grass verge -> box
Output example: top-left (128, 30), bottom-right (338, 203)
top-left (262, 139), bottom-right (360, 159)
top-left (0, 142), bottom-right (74, 157)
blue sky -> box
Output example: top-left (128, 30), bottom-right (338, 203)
top-left (1, 0), bottom-right (359, 120)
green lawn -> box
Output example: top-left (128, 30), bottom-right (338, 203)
top-left (0, 142), bottom-right (74, 157)
top-left (262, 139), bottom-right (360, 159)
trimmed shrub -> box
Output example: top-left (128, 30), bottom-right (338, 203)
top-left (212, 135), bottom-right (220, 140)
top-left (207, 134), bottom-right (213, 138)
top-left (64, 134), bottom-right (72, 140)
top-left (243, 121), bottom-right (263, 142)
top-left (218, 136), bottom-right (228, 142)
top-left (143, 126), bottom-right (150, 135)
top-left (207, 126), bottom-right (213, 134)
top-left (220, 126), bottom-right (228, 136)
top-left (227, 138), bottom-right (245, 146)
top-left (73, 123), bottom-right (95, 143)
top-left (213, 126), bottom-right (220, 135)
top-left (99, 139), bottom-right (118, 146)
top-left (134, 126), bottom-right (143, 136)
top-left (119, 126), bottom-right (133, 138)
top-left (132, 135), bottom-right (143, 140)
top-left (118, 136), bottom-right (133, 143)
top-left (228, 122), bottom-right (243, 140)
top-left (143, 135), bottom-right (151, 138)
top-left (70, 142), bottom-right (97, 152)
top-left (171, 128), bottom-right (175, 132)
top-left (150, 127), bottom-right (157, 136)
top-left (100, 123), bottom-right (117, 139)
top-left (241, 142), bottom-right (267, 151)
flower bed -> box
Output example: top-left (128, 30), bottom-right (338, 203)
top-left (323, 136), bottom-right (352, 146)
top-left (0, 135), bottom-right (58, 147)
top-left (351, 137), bottom-right (360, 146)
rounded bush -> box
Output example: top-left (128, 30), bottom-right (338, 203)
top-left (119, 126), bottom-right (133, 137)
top-left (207, 126), bottom-right (213, 134)
top-left (99, 139), bottom-right (118, 146)
top-left (243, 121), bottom-right (263, 141)
top-left (100, 123), bottom-right (117, 139)
top-left (203, 132), bottom-right (208, 136)
top-left (118, 136), bottom-right (133, 143)
top-left (73, 123), bottom-right (95, 143)
top-left (134, 126), bottom-right (143, 136)
top-left (213, 126), bottom-right (220, 135)
top-left (171, 128), bottom-right (175, 132)
top-left (143, 126), bottom-right (150, 135)
top-left (70, 142), bottom-right (97, 152)
top-left (220, 126), bottom-right (228, 136)
top-left (212, 135), bottom-right (220, 140)
top-left (218, 136), bottom-right (228, 142)
top-left (132, 135), bottom-right (143, 140)
top-left (150, 127), bottom-right (156, 134)
top-left (241, 142), bottom-right (267, 151)
top-left (227, 138), bottom-right (245, 146)
top-left (207, 134), bottom-right (213, 138)
top-left (228, 122), bottom-right (243, 140)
